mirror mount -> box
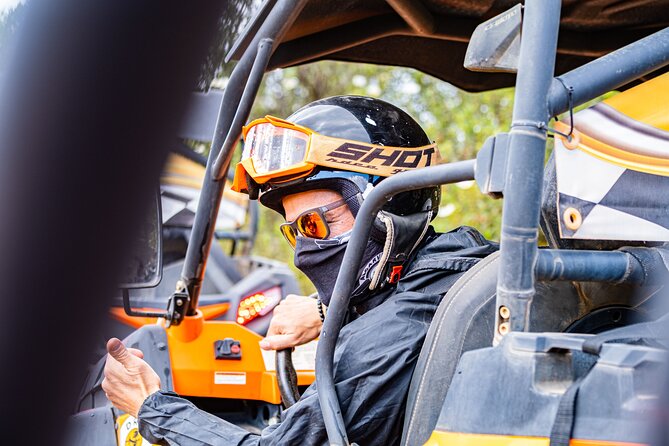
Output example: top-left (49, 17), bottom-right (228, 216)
top-left (164, 288), bottom-right (190, 327)
top-left (464, 3), bottom-right (522, 73)
top-left (120, 287), bottom-right (190, 327)
top-left (121, 288), bottom-right (167, 319)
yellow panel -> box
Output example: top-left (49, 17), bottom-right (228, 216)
top-left (424, 431), bottom-right (646, 446)
top-left (554, 122), bottom-right (669, 176)
top-left (604, 72), bottom-right (669, 131)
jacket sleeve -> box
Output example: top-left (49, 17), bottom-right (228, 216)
top-left (138, 290), bottom-right (441, 446)
top-left (138, 390), bottom-right (260, 446)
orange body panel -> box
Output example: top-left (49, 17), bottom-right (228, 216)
top-left (163, 312), bottom-right (314, 404)
top-left (198, 302), bottom-right (232, 320)
top-left (109, 302), bottom-right (230, 329)
top-left (424, 431), bottom-right (645, 446)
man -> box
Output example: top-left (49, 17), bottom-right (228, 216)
top-left (102, 96), bottom-right (498, 445)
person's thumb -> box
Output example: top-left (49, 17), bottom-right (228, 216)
top-left (260, 334), bottom-right (297, 351)
top-left (107, 338), bottom-right (133, 365)
top-left (127, 347), bottom-right (144, 359)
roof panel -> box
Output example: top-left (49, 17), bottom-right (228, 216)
top-left (264, 0), bottom-right (669, 91)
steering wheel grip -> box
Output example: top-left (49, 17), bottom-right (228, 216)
top-left (276, 348), bottom-right (300, 408)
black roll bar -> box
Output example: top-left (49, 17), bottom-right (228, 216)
top-left (535, 250), bottom-right (645, 284)
top-left (494, 0), bottom-right (562, 334)
top-left (178, 0), bottom-right (308, 316)
top-left (317, 2), bottom-right (669, 444)
top-left (548, 27), bottom-right (669, 117)
top-left (211, 37), bottom-right (274, 180)
top-left (497, 4), bottom-right (669, 335)
top-left (317, 163), bottom-right (659, 444)
top-left (316, 160), bottom-right (476, 446)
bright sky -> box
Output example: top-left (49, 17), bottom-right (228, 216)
top-left (0, 0), bottom-right (22, 13)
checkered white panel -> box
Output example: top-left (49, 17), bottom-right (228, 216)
top-left (554, 139), bottom-right (669, 242)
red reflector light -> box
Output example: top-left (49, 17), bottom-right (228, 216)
top-left (236, 285), bottom-right (282, 325)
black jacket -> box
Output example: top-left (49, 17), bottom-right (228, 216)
top-left (138, 226), bottom-right (498, 445)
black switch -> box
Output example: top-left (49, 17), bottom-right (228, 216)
top-left (214, 338), bottom-right (242, 360)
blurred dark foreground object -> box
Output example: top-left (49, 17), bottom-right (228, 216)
top-left (0, 1), bottom-right (222, 444)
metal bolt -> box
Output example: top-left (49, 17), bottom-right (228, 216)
top-left (156, 342), bottom-right (167, 351)
top-left (499, 322), bottom-right (510, 335)
top-left (176, 298), bottom-right (184, 307)
top-left (499, 306), bottom-right (510, 319)
top-left (563, 207), bottom-right (582, 231)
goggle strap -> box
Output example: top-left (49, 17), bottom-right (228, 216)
top-left (234, 116), bottom-right (440, 193)
top-left (306, 134), bottom-right (438, 178)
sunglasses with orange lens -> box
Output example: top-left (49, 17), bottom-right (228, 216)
top-left (280, 198), bottom-right (348, 248)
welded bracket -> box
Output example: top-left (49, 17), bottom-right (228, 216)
top-left (475, 132), bottom-right (509, 199)
top-left (165, 286), bottom-right (190, 328)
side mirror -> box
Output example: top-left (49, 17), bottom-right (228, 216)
top-left (464, 3), bottom-right (522, 73)
top-left (118, 191), bottom-right (163, 289)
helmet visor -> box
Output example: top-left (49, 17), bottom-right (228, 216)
top-left (243, 122), bottom-right (310, 175)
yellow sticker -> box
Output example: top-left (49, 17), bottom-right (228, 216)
top-left (116, 414), bottom-right (155, 446)
top-left (125, 428), bottom-right (143, 446)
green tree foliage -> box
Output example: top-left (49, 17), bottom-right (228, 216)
top-left (241, 61), bottom-right (514, 293)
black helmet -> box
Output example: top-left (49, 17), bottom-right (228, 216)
top-left (255, 95), bottom-right (441, 219)
top-left (232, 95), bottom-right (441, 290)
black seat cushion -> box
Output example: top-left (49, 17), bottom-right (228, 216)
top-left (401, 252), bottom-right (499, 446)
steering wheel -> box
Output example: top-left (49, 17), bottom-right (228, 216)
top-left (275, 292), bottom-right (320, 408)
top-left (276, 348), bottom-right (300, 408)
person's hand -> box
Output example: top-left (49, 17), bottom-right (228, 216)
top-left (102, 338), bottom-right (161, 418)
top-left (259, 294), bottom-right (322, 350)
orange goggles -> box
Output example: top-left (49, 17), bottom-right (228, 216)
top-left (231, 115), bottom-right (439, 193)
top-left (279, 198), bottom-right (348, 248)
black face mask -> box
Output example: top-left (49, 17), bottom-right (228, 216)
top-left (293, 232), bottom-right (383, 306)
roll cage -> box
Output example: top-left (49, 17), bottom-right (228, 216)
top-left (182, 1), bottom-right (669, 444)
top-left (2, 0), bottom-right (668, 444)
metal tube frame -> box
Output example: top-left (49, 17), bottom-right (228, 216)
top-left (177, 0), bottom-right (308, 317)
top-left (535, 250), bottom-right (645, 284)
top-left (162, 0), bottom-right (669, 441)
top-left (211, 37), bottom-right (274, 179)
top-left (496, 2), bottom-right (669, 336)
top-left (316, 160), bottom-right (476, 445)
top-left (495, 0), bottom-right (562, 334)
top-left (315, 6), bottom-right (669, 445)
top-left (548, 27), bottom-right (669, 117)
